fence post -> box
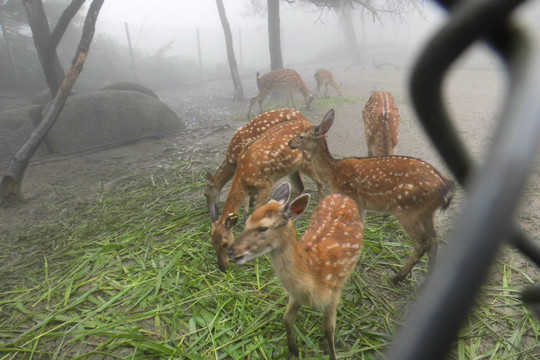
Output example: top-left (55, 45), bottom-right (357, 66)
top-left (124, 23), bottom-right (138, 82)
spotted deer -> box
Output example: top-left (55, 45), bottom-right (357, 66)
top-left (362, 91), bottom-right (400, 157)
top-left (289, 109), bottom-right (456, 283)
top-left (204, 108), bottom-right (307, 213)
top-left (229, 183), bottom-right (363, 360)
top-left (209, 119), bottom-right (323, 271)
top-left (247, 69), bottom-right (315, 119)
top-left (314, 69), bottom-right (343, 98)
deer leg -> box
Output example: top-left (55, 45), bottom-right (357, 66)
top-left (324, 83), bottom-right (329, 98)
top-left (424, 215), bottom-right (439, 274)
top-left (392, 217), bottom-right (431, 284)
top-left (288, 171), bottom-right (304, 196)
top-left (322, 301), bottom-right (338, 360)
top-left (242, 195), bottom-right (251, 221)
top-left (253, 185), bottom-right (272, 210)
top-left (247, 96), bottom-right (259, 119)
top-left (284, 297), bottom-right (302, 358)
top-left (288, 89), bottom-right (296, 108)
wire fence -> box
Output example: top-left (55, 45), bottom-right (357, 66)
top-left (385, 0), bottom-right (540, 358)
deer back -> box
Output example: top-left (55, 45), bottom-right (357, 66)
top-left (331, 156), bottom-right (454, 214)
top-left (227, 108), bottom-right (307, 165)
top-left (258, 69), bottom-right (307, 93)
top-left (362, 91), bottom-right (400, 156)
top-left (234, 118), bottom-right (313, 191)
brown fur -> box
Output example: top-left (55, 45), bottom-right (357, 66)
top-left (209, 118), bottom-right (323, 271)
top-left (314, 69), bottom-right (343, 98)
top-left (231, 185), bottom-right (363, 360)
top-left (247, 69), bottom-right (314, 119)
top-left (362, 91), bottom-right (400, 157)
top-left (289, 109), bottom-right (456, 283)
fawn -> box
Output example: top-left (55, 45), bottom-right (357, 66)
top-left (204, 108), bottom-right (307, 213)
top-left (314, 69), bottom-right (343, 98)
top-left (209, 119), bottom-right (323, 271)
top-left (289, 109), bottom-right (456, 283)
top-left (362, 91), bottom-right (400, 157)
top-left (247, 69), bottom-right (315, 119)
top-left (229, 183), bottom-right (364, 360)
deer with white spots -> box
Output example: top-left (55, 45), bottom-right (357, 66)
top-left (204, 108), bottom-right (307, 213)
top-left (247, 69), bottom-right (315, 119)
top-left (362, 91), bottom-right (400, 157)
top-left (209, 118), bottom-right (323, 271)
top-left (229, 183), bottom-right (364, 360)
top-left (314, 69), bottom-right (343, 98)
top-left (289, 109), bottom-right (455, 284)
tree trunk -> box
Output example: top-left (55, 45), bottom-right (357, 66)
top-left (216, 0), bottom-right (244, 101)
top-left (0, 10), bottom-right (21, 86)
top-left (267, 0), bottom-right (283, 70)
top-left (22, 0), bottom-right (66, 96)
top-left (0, 0), bottom-right (104, 206)
top-left (341, 3), bottom-right (361, 65)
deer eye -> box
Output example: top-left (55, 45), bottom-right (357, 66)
top-left (258, 227), bottom-right (269, 233)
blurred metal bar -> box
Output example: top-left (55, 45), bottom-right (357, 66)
top-left (385, 0), bottom-right (540, 359)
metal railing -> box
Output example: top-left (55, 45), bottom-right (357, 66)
top-left (385, 0), bottom-right (540, 358)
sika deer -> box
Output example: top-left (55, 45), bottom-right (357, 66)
top-left (289, 109), bottom-right (456, 283)
top-left (314, 69), bottom-right (343, 98)
top-left (204, 108), bottom-right (307, 212)
top-left (209, 119), bottom-right (323, 271)
top-left (362, 91), bottom-right (400, 157)
top-left (229, 183), bottom-right (364, 360)
top-left (247, 69), bottom-right (315, 119)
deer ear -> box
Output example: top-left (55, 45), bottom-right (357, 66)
top-left (205, 172), bottom-right (214, 184)
top-left (225, 213), bottom-right (239, 229)
top-left (271, 183), bottom-right (291, 205)
top-left (317, 109), bottom-right (334, 135)
top-left (285, 194), bottom-right (310, 219)
top-left (210, 202), bottom-right (220, 223)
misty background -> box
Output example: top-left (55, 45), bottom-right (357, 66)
top-left (1, 0), bottom-right (540, 94)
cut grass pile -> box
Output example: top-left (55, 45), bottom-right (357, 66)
top-left (0, 162), bottom-right (538, 359)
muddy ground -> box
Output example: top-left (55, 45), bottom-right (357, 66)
top-left (1, 65), bottom-right (539, 299)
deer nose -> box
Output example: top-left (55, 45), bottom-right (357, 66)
top-left (288, 140), bottom-right (296, 149)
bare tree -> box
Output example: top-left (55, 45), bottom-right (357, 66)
top-left (0, 0), bottom-right (104, 205)
top-left (301, 0), bottom-right (425, 64)
top-left (267, 0), bottom-right (283, 70)
top-left (22, 0), bottom-right (86, 96)
top-left (216, 0), bottom-right (244, 101)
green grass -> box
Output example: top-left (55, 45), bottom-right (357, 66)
top-left (0, 162), bottom-right (538, 359)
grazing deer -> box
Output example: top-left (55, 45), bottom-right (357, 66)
top-left (247, 69), bottom-right (315, 119)
top-left (209, 119), bottom-right (323, 271)
top-left (314, 69), bottom-right (343, 98)
top-left (229, 183), bottom-right (364, 360)
top-left (204, 108), bottom-right (307, 213)
top-left (362, 91), bottom-right (400, 157)
top-left (289, 109), bottom-right (455, 283)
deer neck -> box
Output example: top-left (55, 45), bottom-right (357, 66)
top-left (269, 224), bottom-right (316, 306)
top-left (220, 178), bottom-right (245, 221)
top-left (310, 137), bottom-right (338, 186)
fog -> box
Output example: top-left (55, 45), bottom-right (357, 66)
top-left (95, 0), bottom-right (447, 75)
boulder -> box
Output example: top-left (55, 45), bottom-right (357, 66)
top-left (100, 82), bottom-right (159, 99)
top-left (0, 91), bottom-right (183, 169)
top-left (44, 90), bottom-right (183, 153)
top-left (0, 105), bottom-right (47, 170)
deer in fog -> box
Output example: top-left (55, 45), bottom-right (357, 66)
top-left (229, 183), bottom-right (364, 360)
top-left (247, 69), bottom-right (315, 119)
top-left (362, 91), bottom-right (400, 157)
top-left (314, 69), bottom-right (343, 98)
top-left (289, 109), bottom-right (455, 283)
top-left (209, 118), bottom-right (323, 271)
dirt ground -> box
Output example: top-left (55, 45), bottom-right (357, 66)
top-left (1, 65), bottom-right (539, 289)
